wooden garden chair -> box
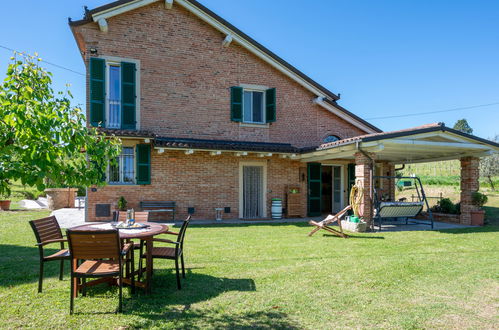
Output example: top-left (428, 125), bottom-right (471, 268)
top-left (66, 229), bottom-right (134, 314)
top-left (29, 216), bottom-right (71, 293)
top-left (308, 205), bottom-right (352, 238)
top-left (140, 215), bottom-right (191, 289)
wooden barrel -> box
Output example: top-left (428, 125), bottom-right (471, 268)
top-left (271, 199), bottom-right (282, 219)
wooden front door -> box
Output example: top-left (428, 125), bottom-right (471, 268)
top-left (307, 163), bottom-right (322, 216)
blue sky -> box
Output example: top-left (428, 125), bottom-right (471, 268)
top-left (1, 0), bottom-right (498, 138)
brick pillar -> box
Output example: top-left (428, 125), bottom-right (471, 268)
top-left (459, 157), bottom-right (480, 225)
top-left (354, 152), bottom-right (375, 225)
top-left (379, 162), bottom-right (396, 201)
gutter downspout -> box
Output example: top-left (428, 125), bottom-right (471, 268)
top-left (356, 141), bottom-right (375, 231)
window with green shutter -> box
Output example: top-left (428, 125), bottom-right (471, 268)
top-left (230, 86), bottom-right (243, 122)
top-left (136, 144), bottom-right (151, 185)
top-left (231, 86), bottom-right (276, 124)
top-left (265, 87), bottom-right (276, 123)
top-left (89, 58), bottom-right (106, 127)
top-left (121, 62), bottom-right (136, 129)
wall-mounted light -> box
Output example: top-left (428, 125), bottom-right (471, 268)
top-left (89, 48), bottom-right (98, 55)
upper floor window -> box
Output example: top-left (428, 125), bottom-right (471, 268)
top-left (323, 135), bottom-right (341, 143)
top-left (107, 64), bottom-right (121, 129)
top-left (89, 57), bottom-right (137, 130)
top-left (243, 90), bottom-right (264, 123)
top-left (230, 86), bottom-right (276, 124)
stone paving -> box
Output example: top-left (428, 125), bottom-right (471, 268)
top-left (51, 207), bottom-right (474, 232)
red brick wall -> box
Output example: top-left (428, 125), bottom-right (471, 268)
top-left (72, 2), bottom-right (367, 148)
top-left (87, 150), bottom-right (307, 221)
top-left (354, 152), bottom-right (374, 224)
top-left (459, 156), bottom-right (480, 225)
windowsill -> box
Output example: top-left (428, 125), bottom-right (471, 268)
top-left (239, 122), bottom-right (269, 128)
top-left (107, 183), bottom-right (137, 186)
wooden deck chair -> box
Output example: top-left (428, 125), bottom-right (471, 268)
top-left (308, 205), bottom-right (352, 238)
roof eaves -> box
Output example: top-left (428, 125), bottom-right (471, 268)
top-left (440, 127), bottom-right (499, 148)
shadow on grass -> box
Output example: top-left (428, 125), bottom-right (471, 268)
top-left (124, 271), bottom-right (296, 328)
top-left (174, 222), bottom-right (311, 229)
top-left (322, 234), bottom-right (385, 239)
top-left (435, 224), bottom-right (499, 235)
top-left (0, 244), bottom-right (68, 287)
top-left (130, 308), bottom-right (299, 329)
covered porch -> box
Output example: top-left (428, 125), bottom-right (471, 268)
top-left (300, 123), bottom-right (499, 226)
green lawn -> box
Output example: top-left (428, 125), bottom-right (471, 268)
top-left (1, 210), bottom-right (498, 329)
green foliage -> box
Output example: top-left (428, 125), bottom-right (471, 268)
top-left (0, 53), bottom-right (121, 196)
top-left (117, 196), bottom-right (127, 211)
top-left (480, 135), bottom-right (499, 191)
top-left (472, 191), bottom-right (488, 207)
top-left (453, 118), bottom-right (473, 134)
top-left (431, 198), bottom-right (460, 214)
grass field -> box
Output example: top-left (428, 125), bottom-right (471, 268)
top-left (399, 160), bottom-right (499, 188)
top-left (1, 209), bottom-right (498, 329)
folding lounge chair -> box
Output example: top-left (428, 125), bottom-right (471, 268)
top-left (308, 205), bottom-right (351, 238)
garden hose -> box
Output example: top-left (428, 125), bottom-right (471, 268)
top-left (350, 179), bottom-right (364, 217)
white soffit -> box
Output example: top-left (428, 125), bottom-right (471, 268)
top-left (90, 0), bottom-right (378, 134)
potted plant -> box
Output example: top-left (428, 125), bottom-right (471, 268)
top-left (117, 196), bottom-right (128, 211)
top-left (470, 192), bottom-right (488, 226)
top-left (0, 193), bottom-right (11, 211)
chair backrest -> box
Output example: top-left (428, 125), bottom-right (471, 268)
top-left (66, 229), bottom-right (121, 260)
top-left (116, 211), bottom-right (150, 223)
top-left (177, 215), bottom-right (191, 251)
top-left (29, 216), bottom-right (63, 244)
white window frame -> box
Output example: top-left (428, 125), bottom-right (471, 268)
top-left (239, 84), bottom-right (267, 125)
top-left (98, 56), bottom-right (141, 130)
top-left (107, 146), bottom-right (136, 185)
top-left (106, 62), bottom-right (121, 129)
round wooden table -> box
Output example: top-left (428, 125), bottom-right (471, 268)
top-left (70, 222), bottom-right (169, 294)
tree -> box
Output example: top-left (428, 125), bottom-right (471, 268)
top-left (0, 53), bottom-right (121, 197)
top-left (453, 119), bottom-right (473, 134)
top-left (480, 135), bottom-right (499, 190)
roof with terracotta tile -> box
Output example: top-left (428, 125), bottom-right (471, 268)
top-left (97, 128), bottom-right (156, 138)
top-left (154, 136), bottom-right (302, 153)
top-left (316, 122), bottom-right (499, 150)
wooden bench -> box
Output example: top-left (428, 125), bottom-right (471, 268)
top-left (140, 201), bottom-right (176, 221)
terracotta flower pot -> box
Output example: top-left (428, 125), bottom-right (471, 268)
top-left (470, 210), bottom-right (485, 226)
top-left (0, 200), bottom-right (11, 211)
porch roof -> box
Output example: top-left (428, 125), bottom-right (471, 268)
top-left (300, 123), bottom-right (499, 164)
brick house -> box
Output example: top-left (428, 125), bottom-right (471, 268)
top-left (69, 0), bottom-right (498, 225)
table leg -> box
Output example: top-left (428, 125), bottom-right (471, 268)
top-left (146, 238), bottom-right (153, 294)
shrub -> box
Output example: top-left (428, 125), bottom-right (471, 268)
top-left (471, 192), bottom-right (488, 207)
top-left (431, 198), bottom-right (460, 214)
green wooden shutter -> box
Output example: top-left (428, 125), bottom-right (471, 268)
top-left (121, 62), bottom-right (136, 130)
top-left (89, 58), bottom-right (106, 127)
top-left (307, 163), bottom-right (322, 216)
top-left (230, 86), bottom-right (243, 122)
top-left (136, 144), bottom-right (151, 184)
top-left (347, 163), bottom-right (356, 203)
top-left (265, 87), bottom-right (276, 123)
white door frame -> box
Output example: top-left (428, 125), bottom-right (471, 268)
top-left (321, 164), bottom-right (345, 212)
top-left (239, 161), bottom-right (267, 218)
